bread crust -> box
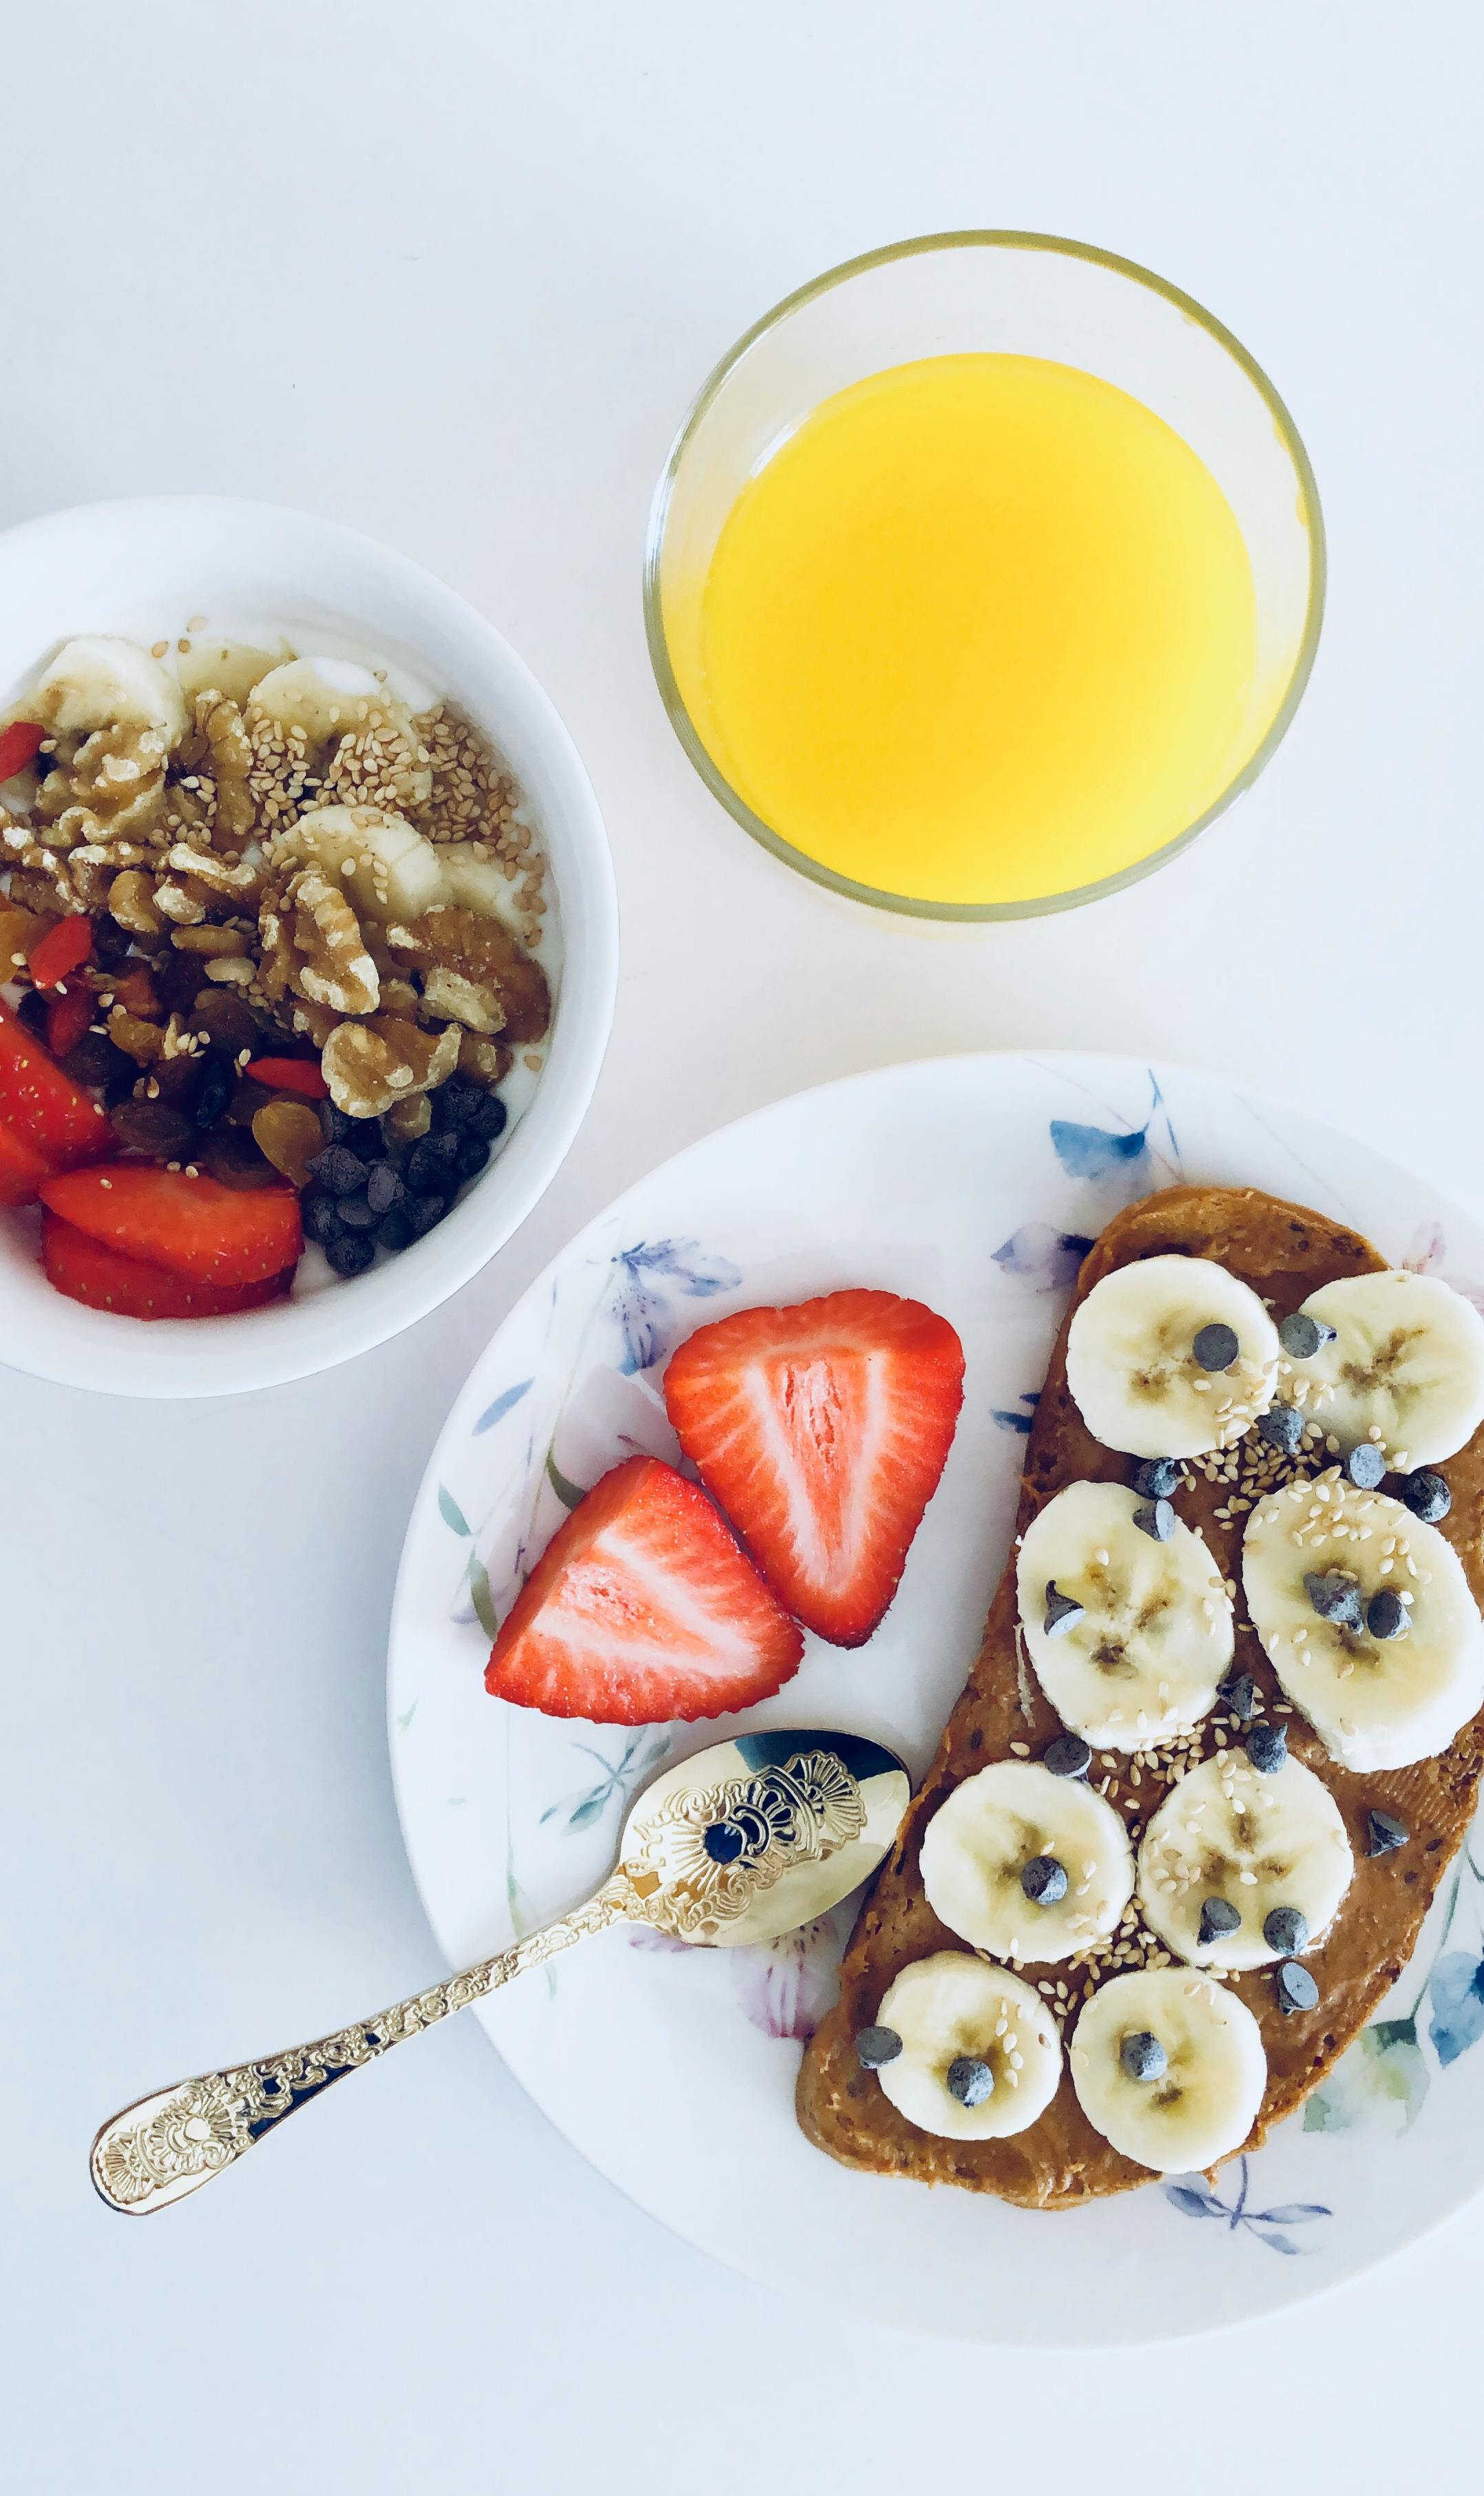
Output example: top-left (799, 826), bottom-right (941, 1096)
top-left (797, 1186), bottom-right (1484, 2208)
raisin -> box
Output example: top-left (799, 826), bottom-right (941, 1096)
top-left (109, 1099), bottom-right (195, 1158)
top-left (197, 1127), bottom-right (281, 1190)
top-left (227, 1074), bottom-right (277, 1128)
top-left (149, 1055), bottom-right (203, 1107)
top-left (189, 990), bottom-right (259, 1059)
top-left (156, 948), bottom-right (212, 1015)
top-left (194, 1062), bottom-right (233, 1130)
top-left (92, 915), bottom-right (134, 968)
top-left (252, 1100), bottom-right (324, 1189)
top-left (14, 988), bottom-right (48, 1038)
top-left (59, 1033), bottom-right (133, 1092)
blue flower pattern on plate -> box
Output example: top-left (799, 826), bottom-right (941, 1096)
top-left (1164, 2159), bottom-right (1331, 2256)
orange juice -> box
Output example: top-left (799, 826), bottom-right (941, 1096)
top-left (670, 353), bottom-right (1273, 908)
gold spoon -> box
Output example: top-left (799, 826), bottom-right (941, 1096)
top-left (91, 1726), bottom-right (910, 2214)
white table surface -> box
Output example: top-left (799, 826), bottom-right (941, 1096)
top-left (6, 4), bottom-right (1480, 2487)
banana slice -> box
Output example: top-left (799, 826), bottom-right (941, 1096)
top-left (286, 804), bottom-right (448, 927)
top-left (1282, 1270), bottom-right (1484, 1467)
top-left (872, 1954), bottom-right (1063, 2140)
top-left (249, 657), bottom-right (432, 802)
top-left (1242, 1473), bottom-right (1484, 1771)
top-left (23, 634), bottom-right (187, 752)
top-left (1070, 1968), bottom-right (1266, 2172)
top-left (919, 1760), bottom-right (1135, 1964)
top-left (1137, 1749), bottom-right (1352, 1968)
top-left (1016, 1479), bottom-right (1233, 1750)
top-left (1065, 1255), bottom-right (1280, 1457)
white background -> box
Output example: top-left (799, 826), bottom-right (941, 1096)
top-left (4, 5), bottom-right (1480, 2488)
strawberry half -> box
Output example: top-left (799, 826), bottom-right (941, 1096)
top-left (0, 1116), bottom-right (50, 1205)
top-left (662, 1288), bottom-right (965, 1646)
top-left (41, 1213), bottom-right (293, 1320)
top-left (484, 1454), bottom-right (804, 1724)
top-left (0, 998), bottom-right (109, 1168)
top-left (38, 1162), bottom-right (302, 1287)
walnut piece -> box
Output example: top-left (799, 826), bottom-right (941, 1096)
top-left (321, 1013), bottom-right (459, 1119)
top-left (34, 722), bottom-right (169, 846)
top-left (108, 869), bottom-right (165, 935)
top-left (194, 694), bottom-right (256, 847)
top-left (259, 867), bottom-right (379, 1017)
top-left (420, 965), bottom-right (505, 1034)
top-left (389, 906), bottom-right (550, 1042)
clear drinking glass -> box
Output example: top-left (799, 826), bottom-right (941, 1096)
top-left (644, 230), bottom-right (1325, 922)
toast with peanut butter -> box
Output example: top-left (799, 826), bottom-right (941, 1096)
top-left (797, 1185), bottom-right (1484, 2207)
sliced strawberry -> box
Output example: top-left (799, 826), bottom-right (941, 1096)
top-left (662, 1289), bottom-right (965, 1647)
top-left (0, 720), bottom-right (44, 781)
top-left (484, 1453), bottom-right (803, 1724)
top-left (41, 1214), bottom-right (293, 1320)
top-left (38, 1162), bottom-right (302, 1287)
top-left (0, 1117), bottom-right (50, 1205)
top-left (0, 999), bottom-right (109, 1167)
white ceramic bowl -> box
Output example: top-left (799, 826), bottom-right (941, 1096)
top-left (0, 496), bottom-right (618, 1397)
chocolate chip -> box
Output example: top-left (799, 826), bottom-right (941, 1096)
top-left (1304, 1570), bottom-right (1363, 1632)
top-left (1278, 1311), bottom-right (1335, 1360)
top-left (1366, 1588), bottom-right (1408, 1641)
top-left (1043, 1732), bottom-right (1092, 1780)
top-left (1275, 1962), bottom-right (1319, 2015)
top-left (1130, 1458), bottom-right (1182, 1499)
top-left (325, 1231), bottom-right (375, 1278)
top-left (945, 2055), bottom-right (994, 2106)
top-left (1020, 1853), bottom-right (1068, 1905)
top-left (855, 2025), bottom-right (902, 2070)
top-left (1132, 1496), bottom-right (1175, 1543)
top-left (454, 1133), bottom-right (491, 1183)
top-left (1247, 1723), bottom-right (1288, 1774)
top-left (366, 1161), bottom-right (404, 1217)
top-left (1199, 1897), bottom-right (1242, 1945)
top-left (309, 1145), bottom-right (370, 1196)
top-left (1366, 1809), bottom-right (1410, 1856)
top-left (335, 1189), bottom-right (380, 1233)
top-left (377, 1208), bottom-right (415, 1253)
top-left (1043, 1581), bottom-right (1085, 1638)
top-left (1193, 1322), bottom-right (1239, 1372)
top-left (302, 1190), bottom-right (345, 1246)
top-left (1402, 1470), bottom-right (1451, 1524)
top-left (1344, 1441), bottom-right (1387, 1491)
top-left (406, 1132), bottom-right (461, 1194)
top-left (1257, 1404), bottom-right (1304, 1457)
top-left (461, 1089), bottom-right (508, 1142)
top-left (406, 1190), bottom-right (450, 1238)
top-left (1120, 2030), bottom-right (1167, 2083)
top-left (1263, 1905), bottom-right (1310, 1957)
top-left (1217, 1672), bottom-right (1258, 1723)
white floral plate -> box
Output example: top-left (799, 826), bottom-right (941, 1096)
top-left (388, 1054), bottom-right (1484, 2344)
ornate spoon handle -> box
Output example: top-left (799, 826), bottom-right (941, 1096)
top-left (90, 1874), bottom-right (638, 2214)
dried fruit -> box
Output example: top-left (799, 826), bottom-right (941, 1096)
top-left (28, 914), bottom-right (94, 991)
top-left (197, 1127), bottom-right (280, 1191)
top-left (109, 1098), bottom-right (195, 1158)
top-left (244, 1056), bottom-right (328, 1101)
top-left (45, 988), bottom-right (94, 1060)
top-left (251, 1100), bottom-right (324, 1189)
top-left (189, 990), bottom-right (260, 1058)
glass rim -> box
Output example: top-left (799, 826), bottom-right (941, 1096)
top-left (642, 227), bottom-right (1328, 924)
